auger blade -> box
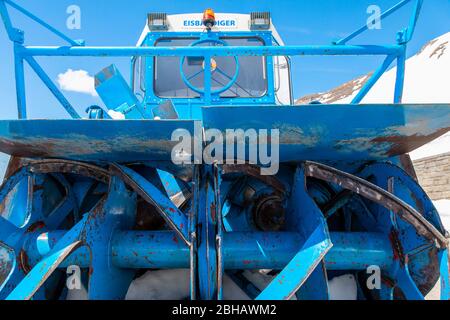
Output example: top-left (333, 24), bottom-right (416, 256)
top-left (257, 166), bottom-right (332, 300)
top-left (256, 227), bottom-right (331, 300)
top-left (111, 164), bottom-right (190, 245)
top-left (5, 215), bottom-right (87, 300)
top-left (44, 196), bottom-right (77, 230)
top-left (85, 177), bottom-right (137, 300)
top-left (396, 264), bottom-right (424, 300)
top-left (295, 262), bottom-right (330, 300)
top-left (0, 216), bottom-right (20, 241)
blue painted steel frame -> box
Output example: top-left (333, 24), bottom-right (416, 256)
top-left (0, 0), bottom-right (423, 119)
top-left (1, 0), bottom-right (444, 301)
top-left (23, 231), bottom-right (393, 272)
top-left (0, 158), bottom-right (447, 299)
top-left (334, 0), bottom-right (422, 45)
top-left (0, 0), bottom-right (83, 118)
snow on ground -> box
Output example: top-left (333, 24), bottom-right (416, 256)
top-left (434, 199), bottom-right (450, 231)
top-left (107, 109), bottom-right (126, 120)
top-left (67, 269), bottom-right (250, 300)
top-left (126, 269), bottom-right (191, 300)
top-left (66, 283), bottom-right (88, 300)
top-left (67, 269), bottom-right (358, 300)
top-left (126, 269), bottom-right (250, 300)
top-left (328, 274), bottom-right (357, 300)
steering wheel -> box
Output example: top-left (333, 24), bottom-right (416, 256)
top-left (180, 38), bottom-right (240, 95)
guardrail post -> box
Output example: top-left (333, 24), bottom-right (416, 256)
top-left (14, 43), bottom-right (26, 119)
top-left (203, 54), bottom-right (212, 105)
top-left (394, 47), bottom-right (406, 103)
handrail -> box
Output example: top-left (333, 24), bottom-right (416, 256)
top-left (0, 0), bottom-right (424, 119)
top-left (1, 0), bottom-right (83, 46)
top-left (334, 0), bottom-right (423, 45)
top-left (17, 44), bottom-right (403, 57)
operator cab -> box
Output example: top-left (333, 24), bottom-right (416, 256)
top-left (130, 10), bottom-right (293, 119)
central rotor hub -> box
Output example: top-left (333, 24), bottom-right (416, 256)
top-left (253, 195), bottom-right (285, 231)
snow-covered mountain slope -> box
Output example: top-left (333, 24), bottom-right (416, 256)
top-left (296, 32), bottom-right (450, 160)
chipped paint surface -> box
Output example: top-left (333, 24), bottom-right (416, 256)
top-left (202, 104), bottom-right (450, 162)
top-left (0, 1), bottom-right (448, 300)
top-left (0, 120), bottom-right (196, 162)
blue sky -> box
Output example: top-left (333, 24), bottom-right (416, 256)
top-left (0, 0), bottom-right (449, 121)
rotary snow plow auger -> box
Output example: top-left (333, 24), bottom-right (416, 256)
top-left (0, 1), bottom-right (449, 300)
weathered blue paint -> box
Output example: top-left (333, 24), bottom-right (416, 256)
top-left (192, 164), bottom-right (222, 300)
top-left (256, 167), bottom-right (332, 300)
top-left (17, 44), bottom-right (404, 58)
top-left (0, 0), bottom-right (448, 301)
top-left (6, 215), bottom-right (87, 300)
top-left (0, 105), bottom-right (447, 163)
top-left (395, 263), bottom-right (425, 300)
top-left (202, 104), bottom-right (450, 161)
top-left (358, 162), bottom-right (448, 296)
top-left (85, 176), bottom-right (137, 300)
top-left (0, 119), bottom-right (196, 162)
top-left (23, 230), bottom-right (393, 271)
top-left (44, 174), bottom-right (79, 230)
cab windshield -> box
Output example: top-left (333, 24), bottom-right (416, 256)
top-left (153, 37), bottom-right (267, 98)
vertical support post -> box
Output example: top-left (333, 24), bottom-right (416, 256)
top-left (214, 163), bottom-right (223, 300)
top-left (87, 176), bottom-right (137, 300)
top-left (192, 163), bottom-right (222, 300)
top-left (352, 54), bottom-right (397, 104)
top-left (14, 44), bottom-right (26, 119)
top-left (257, 166), bottom-right (332, 300)
top-left (24, 56), bottom-right (81, 119)
top-left (190, 165), bottom-right (199, 300)
top-left (203, 54), bottom-right (212, 105)
top-left (394, 48), bottom-right (406, 103)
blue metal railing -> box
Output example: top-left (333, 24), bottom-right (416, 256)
top-left (0, 0), bottom-right (423, 119)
